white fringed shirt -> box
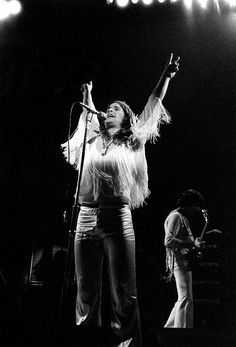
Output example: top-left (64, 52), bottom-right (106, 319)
top-left (61, 94), bottom-right (170, 209)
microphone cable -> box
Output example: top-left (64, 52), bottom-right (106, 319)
top-left (63, 101), bottom-right (79, 224)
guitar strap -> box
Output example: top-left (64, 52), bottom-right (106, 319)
top-left (182, 217), bottom-right (194, 243)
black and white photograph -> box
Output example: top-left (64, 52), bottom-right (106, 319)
top-left (0, 0), bottom-right (236, 346)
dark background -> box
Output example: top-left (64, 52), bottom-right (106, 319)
top-left (0, 0), bottom-right (235, 336)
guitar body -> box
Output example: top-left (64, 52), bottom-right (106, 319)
top-left (181, 227), bottom-right (221, 271)
top-left (183, 209), bottom-right (209, 271)
top-left (179, 207), bottom-right (220, 271)
top-left (186, 247), bottom-right (203, 271)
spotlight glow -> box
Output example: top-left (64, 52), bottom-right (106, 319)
top-left (198, 0), bottom-right (208, 9)
top-left (8, 0), bottom-right (22, 15)
top-left (183, 0), bottom-right (193, 10)
top-left (142, 0), bottom-right (153, 5)
top-left (0, 0), bottom-right (22, 20)
top-left (214, 0), bottom-right (220, 12)
top-left (107, 0), bottom-right (236, 10)
top-left (116, 0), bottom-right (129, 7)
top-left (224, 0), bottom-right (236, 7)
top-left (0, 1), bottom-right (10, 20)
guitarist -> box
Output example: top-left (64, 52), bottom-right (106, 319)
top-left (164, 189), bottom-right (206, 328)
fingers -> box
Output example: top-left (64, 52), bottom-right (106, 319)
top-left (175, 58), bottom-right (180, 71)
top-left (80, 81), bottom-right (93, 92)
top-left (168, 53), bottom-right (180, 65)
top-left (168, 52), bottom-right (173, 65)
top-left (175, 56), bottom-right (180, 63)
top-left (169, 54), bottom-right (180, 75)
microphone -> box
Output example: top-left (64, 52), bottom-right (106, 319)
top-left (79, 102), bottom-right (107, 119)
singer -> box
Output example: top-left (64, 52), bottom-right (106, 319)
top-left (61, 53), bottom-right (179, 346)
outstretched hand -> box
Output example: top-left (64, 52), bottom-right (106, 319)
top-left (164, 53), bottom-right (180, 79)
top-left (79, 80), bottom-right (106, 121)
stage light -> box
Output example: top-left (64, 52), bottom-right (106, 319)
top-left (0, 0), bottom-right (22, 21)
top-left (116, 0), bottom-right (129, 7)
top-left (142, 0), bottom-right (153, 5)
top-left (224, 0), bottom-right (236, 7)
top-left (0, 1), bottom-right (9, 20)
top-left (198, 0), bottom-right (208, 9)
top-left (183, 0), bottom-right (193, 10)
top-left (107, 0), bottom-right (236, 10)
top-left (8, 0), bottom-right (22, 15)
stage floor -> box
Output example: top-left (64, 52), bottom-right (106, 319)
top-left (1, 323), bottom-right (236, 347)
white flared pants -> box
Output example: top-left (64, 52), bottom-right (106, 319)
top-left (164, 264), bottom-right (193, 328)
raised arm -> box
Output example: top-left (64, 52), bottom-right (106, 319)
top-left (61, 81), bottom-right (100, 166)
top-left (131, 53), bottom-right (180, 143)
top-left (81, 81), bottom-right (95, 109)
top-left (152, 53), bottom-right (180, 101)
top-left (80, 81), bottom-right (106, 131)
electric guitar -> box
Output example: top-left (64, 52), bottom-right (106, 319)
top-left (183, 209), bottom-right (221, 270)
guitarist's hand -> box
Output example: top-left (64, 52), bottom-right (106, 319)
top-left (194, 237), bottom-right (206, 249)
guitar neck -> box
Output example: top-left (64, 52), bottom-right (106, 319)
top-left (199, 220), bottom-right (209, 242)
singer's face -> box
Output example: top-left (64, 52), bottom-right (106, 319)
top-left (105, 103), bottom-right (126, 130)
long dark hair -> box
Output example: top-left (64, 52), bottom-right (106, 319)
top-left (177, 189), bottom-right (205, 208)
top-left (107, 100), bottom-right (134, 131)
top-left (104, 100), bottom-right (135, 144)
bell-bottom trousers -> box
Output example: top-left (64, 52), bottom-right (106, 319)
top-left (164, 264), bottom-right (193, 328)
top-left (74, 205), bottom-right (142, 346)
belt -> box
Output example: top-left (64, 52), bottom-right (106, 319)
top-left (80, 203), bottom-right (99, 208)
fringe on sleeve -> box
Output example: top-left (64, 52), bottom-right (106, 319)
top-left (61, 126), bottom-right (83, 168)
top-left (61, 110), bottom-right (99, 168)
top-left (130, 96), bottom-right (171, 143)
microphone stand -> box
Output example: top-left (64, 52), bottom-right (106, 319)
top-left (58, 109), bottom-right (91, 325)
